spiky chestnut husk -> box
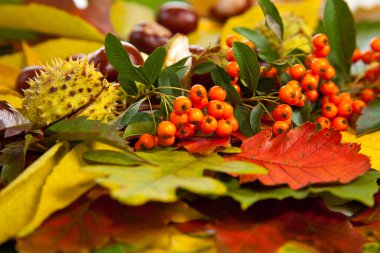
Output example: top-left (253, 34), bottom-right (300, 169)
top-left (22, 58), bottom-right (118, 126)
top-left (256, 14), bottom-right (313, 55)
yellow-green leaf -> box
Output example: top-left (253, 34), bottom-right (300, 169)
top-left (0, 142), bottom-right (68, 244)
top-left (342, 130), bottom-right (380, 171)
top-left (0, 38), bottom-right (103, 69)
top-left (19, 142), bottom-right (122, 237)
top-left (0, 87), bottom-right (23, 109)
top-left (188, 18), bottom-right (222, 47)
top-left (21, 41), bottom-right (41, 66)
top-left (0, 3), bottom-right (104, 41)
top-left (0, 63), bottom-right (20, 90)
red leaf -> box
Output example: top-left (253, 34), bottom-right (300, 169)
top-left (225, 123), bottom-right (370, 189)
top-left (177, 137), bottom-right (230, 155)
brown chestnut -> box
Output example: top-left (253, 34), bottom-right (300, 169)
top-left (210, 0), bottom-right (253, 21)
top-left (16, 65), bottom-right (44, 94)
top-left (89, 41), bottom-right (144, 82)
top-left (157, 2), bottom-right (199, 35)
top-left (129, 21), bottom-right (172, 54)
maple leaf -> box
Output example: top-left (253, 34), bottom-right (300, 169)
top-left (176, 137), bottom-right (231, 156)
top-left (225, 123), bottom-right (371, 190)
top-left (17, 196), bottom-right (204, 253)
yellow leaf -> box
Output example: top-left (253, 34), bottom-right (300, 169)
top-left (188, 18), bottom-right (222, 47)
top-left (342, 130), bottom-right (380, 171)
top-left (0, 38), bottom-right (103, 69)
top-left (0, 87), bottom-right (23, 109)
top-left (19, 142), bottom-right (121, 237)
top-left (221, 0), bottom-right (321, 46)
top-left (21, 41), bottom-right (41, 66)
top-left (0, 143), bottom-right (68, 244)
top-left (0, 3), bottom-right (103, 41)
top-left (110, 0), bottom-right (154, 39)
top-left (0, 63), bottom-right (20, 90)
top-left (188, 0), bottom-right (218, 16)
top-left (278, 241), bottom-right (320, 253)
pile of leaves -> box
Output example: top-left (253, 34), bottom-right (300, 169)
top-left (0, 0), bottom-right (380, 253)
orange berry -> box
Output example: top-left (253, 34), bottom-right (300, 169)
top-left (158, 136), bottom-right (175, 146)
top-left (226, 34), bottom-right (239, 47)
top-left (322, 103), bottom-right (338, 119)
top-left (301, 73), bottom-right (318, 91)
top-left (193, 97), bottom-right (209, 109)
top-left (279, 85), bottom-right (298, 105)
top-left (352, 48), bottom-right (361, 62)
top-left (316, 116), bottom-right (331, 129)
top-left (200, 115), bottom-right (217, 134)
top-left (188, 123), bottom-right (197, 136)
top-left (187, 108), bottom-right (203, 124)
top-left (207, 100), bottom-right (225, 118)
top-left (295, 93), bottom-right (307, 107)
top-left (175, 124), bottom-right (192, 139)
top-left (287, 80), bottom-right (301, 89)
top-left (157, 121), bottom-right (176, 138)
top-left (352, 99), bottom-right (366, 114)
top-left (272, 104), bottom-right (292, 121)
top-left (264, 67), bottom-right (278, 78)
top-left (306, 89), bottom-right (319, 103)
top-left (222, 102), bottom-right (234, 119)
top-left (272, 121), bottom-right (290, 136)
top-left (360, 88), bottom-right (376, 103)
top-left (331, 117), bottom-right (348, 131)
top-left (232, 83), bottom-right (241, 95)
top-left (305, 54), bottom-right (315, 68)
top-left (227, 117), bottom-right (239, 132)
top-left (313, 33), bottom-right (328, 49)
top-left (314, 44), bottom-right (330, 58)
top-left (226, 48), bottom-right (235, 61)
top-left (340, 93), bottom-right (353, 104)
top-left (321, 65), bottom-right (336, 80)
top-left (216, 119), bottom-right (233, 137)
top-left (134, 141), bottom-right (142, 151)
top-left (173, 96), bottom-right (192, 114)
top-left (320, 81), bottom-right (338, 96)
top-left (361, 50), bottom-right (373, 64)
top-left (138, 134), bottom-right (156, 150)
top-left (227, 61), bottom-right (240, 78)
top-left (209, 86), bottom-right (227, 101)
top-left (289, 64), bottom-right (306, 80)
top-left (370, 37), bottom-right (380, 52)
top-left (321, 96), bottom-right (330, 105)
top-left (190, 84), bottom-right (207, 103)
top-left (328, 92), bottom-right (342, 105)
top-left (337, 101), bottom-right (353, 117)
top-left (311, 58), bottom-right (330, 75)
top-left (170, 111), bottom-right (188, 127)
top-left (243, 40), bottom-right (255, 49)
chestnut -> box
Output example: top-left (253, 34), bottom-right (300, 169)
top-left (16, 65), bottom-right (45, 94)
top-left (89, 41), bottom-right (144, 82)
top-left (157, 1), bottom-right (199, 35)
top-left (129, 21), bottom-right (172, 54)
top-left (210, 0), bottom-right (253, 21)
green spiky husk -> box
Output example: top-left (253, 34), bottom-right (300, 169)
top-left (22, 58), bottom-right (118, 126)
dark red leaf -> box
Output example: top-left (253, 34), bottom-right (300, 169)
top-left (177, 137), bottom-right (230, 155)
top-left (225, 123), bottom-right (370, 189)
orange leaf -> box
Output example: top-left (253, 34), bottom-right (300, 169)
top-left (177, 137), bottom-right (230, 155)
top-left (225, 123), bottom-right (371, 189)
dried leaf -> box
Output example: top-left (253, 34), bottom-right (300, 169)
top-left (176, 137), bottom-right (231, 156)
top-left (0, 101), bottom-right (32, 138)
top-left (226, 123), bottom-right (371, 189)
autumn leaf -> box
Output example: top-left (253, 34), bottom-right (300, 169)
top-left (0, 63), bottom-right (20, 90)
top-left (17, 196), bottom-right (204, 253)
top-left (226, 123), bottom-right (371, 190)
top-left (0, 88), bottom-right (22, 109)
top-left (176, 137), bottom-right (231, 156)
top-left (83, 149), bottom-right (266, 205)
top-left (0, 101), bottom-right (32, 138)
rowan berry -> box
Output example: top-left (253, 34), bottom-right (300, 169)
top-left (264, 67), bottom-right (277, 78)
top-left (173, 96), bottom-right (192, 114)
top-left (311, 58), bottom-right (329, 75)
top-left (289, 64), bottom-right (306, 80)
top-left (215, 119), bottom-right (233, 137)
top-left (157, 121), bottom-right (176, 138)
top-left (352, 99), bottom-right (366, 114)
top-left (226, 34), bottom-right (239, 47)
top-left (360, 88), bottom-right (375, 103)
top-left (331, 117), bottom-right (348, 131)
top-left (187, 108), bottom-right (203, 124)
top-left (138, 134), bottom-right (156, 150)
top-left (226, 48), bottom-right (235, 61)
top-left (316, 116), bottom-right (331, 129)
top-left (370, 37), bottom-right (380, 52)
top-left (320, 81), bottom-right (338, 96)
top-left (232, 83), bottom-right (241, 95)
top-left (190, 84), bottom-right (207, 103)
top-left (227, 61), bottom-right (240, 78)
top-left (222, 102), bottom-right (234, 119)
top-left (209, 86), bottom-right (227, 101)
top-left (314, 44), bottom-right (330, 58)
top-left (361, 50), bottom-right (373, 64)
top-left (158, 136), bottom-right (176, 146)
top-left (272, 121), bottom-right (289, 135)
top-left (192, 97), bottom-right (208, 109)
top-left (296, 93), bottom-right (307, 107)
top-left (328, 92), bottom-right (342, 105)
top-left (312, 33), bottom-right (328, 49)
top-left (272, 104), bottom-right (292, 121)
top-left (200, 115), bottom-right (217, 134)
top-left (321, 65), bottom-right (335, 80)
top-left (243, 41), bottom-right (255, 49)
top-left (352, 48), bottom-right (361, 63)
top-left (207, 100), bottom-right (225, 118)
top-left (301, 73), bottom-right (318, 91)
top-left (337, 101), bottom-right (353, 117)
top-left (175, 124), bottom-right (192, 139)
top-left (170, 111), bottom-right (188, 126)
top-left (321, 103), bottom-right (338, 119)
top-left (306, 89), bottom-right (319, 103)
top-left (279, 85), bottom-right (298, 105)
top-left (227, 117), bottom-right (239, 132)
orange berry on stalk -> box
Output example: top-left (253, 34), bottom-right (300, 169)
top-left (170, 111), bottom-right (188, 127)
top-left (370, 37), bottom-right (380, 52)
top-left (272, 104), bottom-right (292, 121)
top-left (226, 48), bottom-right (235, 61)
top-left (216, 119), bottom-right (233, 137)
top-left (295, 93), bottom-right (307, 107)
top-left (264, 67), bottom-right (278, 78)
top-left (175, 124), bottom-right (192, 139)
top-left (187, 108), bottom-right (203, 124)
top-left (301, 73), bottom-right (318, 91)
top-left (322, 103), bottom-right (338, 119)
top-left (134, 141), bottom-right (142, 151)
top-left (289, 64), bottom-right (306, 80)
top-left (227, 117), bottom-right (239, 132)
top-left (337, 101), bottom-right (353, 117)
top-left (328, 92), bottom-right (342, 105)
top-left (312, 33), bottom-right (328, 49)
top-left (340, 92), bottom-right (353, 104)
top-left (188, 123), bottom-right (197, 136)
top-left (226, 34), bottom-right (239, 47)
top-left (157, 121), bottom-right (176, 138)
top-left (190, 84), bottom-right (207, 103)
top-left (306, 89), bottom-right (319, 103)
top-left (200, 115), bottom-right (217, 134)
top-left (321, 96), bottom-right (330, 105)
top-left (311, 58), bottom-right (329, 75)
top-left (331, 117), bottom-right (349, 131)
top-left (207, 100), bottom-right (225, 118)
top-left (360, 88), bottom-right (376, 103)
top-left (361, 50), bottom-right (373, 64)
top-left (222, 102), bottom-right (234, 119)
top-left (320, 81), bottom-right (338, 96)
top-left (352, 48), bottom-right (361, 63)
top-left (209, 85), bottom-right (227, 101)
top-left (174, 96), bottom-right (192, 114)
top-left (138, 134), bottom-right (156, 150)
top-left (321, 65), bottom-right (336, 80)
top-left (243, 41), bottom-right (255, 49)
top-left (272, 121), bottom-right (290, 136)
top-left (352, 99), bottom-right (366, 114)
top-left (316, 116), bottom-right (331, 129)
top-left (287, 80), bottom-right (301, 89)
top-left (314, 44), bottom-right (330, 58)
top-left (232, 83), bottom-right (241, 95)
top-left (193, 97), bottom-right (208, 109)
top-left (227, 61), bottom-right (240, 78)
top-left (158, 136), bottom-right (176, 146)
top-left (279, 85), bottom-right (298, 105)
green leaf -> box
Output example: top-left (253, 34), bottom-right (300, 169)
top-left (356, 99), bottom-right (380, 136)
top-left (226, 170), bottom-right (380, 210)
top-left (250, 104), bottom-right (264, 135)
top-left (123, 121), bottom-right (155, 138)
top-left (105, 33), bottom-right (149, 85)
top-left (194, 61), bottom-right (216, 75)
top-left (211, 66), bottom-right (242, 104)
top-left (83, 150), bottom-right (146, 166)
top-left (234, 104), bottom-right (254, 137)
top-left (323, 0), bottom-right (356, 85)
top-left (143, 47), bottom-right (167, 85)
top-left (232, 42), bottom-right (260, 94)
top-left (112, 99), bottom-right (146, 130)
top-left (257, 0), bottom-right (284, 43)
top-left (118, 74), bottom-right (138, 96)
top-left (292, 100), bottom-right (311, 126)
top-left (83, 149), bottom-right (265, 205)
top-left (158, 67), bottom-right (182, 97)
top-left (233, 27), bottom-right (280, 62)
top-left (45, 117), bottom-right (127, 148)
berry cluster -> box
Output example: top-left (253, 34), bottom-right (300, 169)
top-left (134, 85), bottom-right (239, 151)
